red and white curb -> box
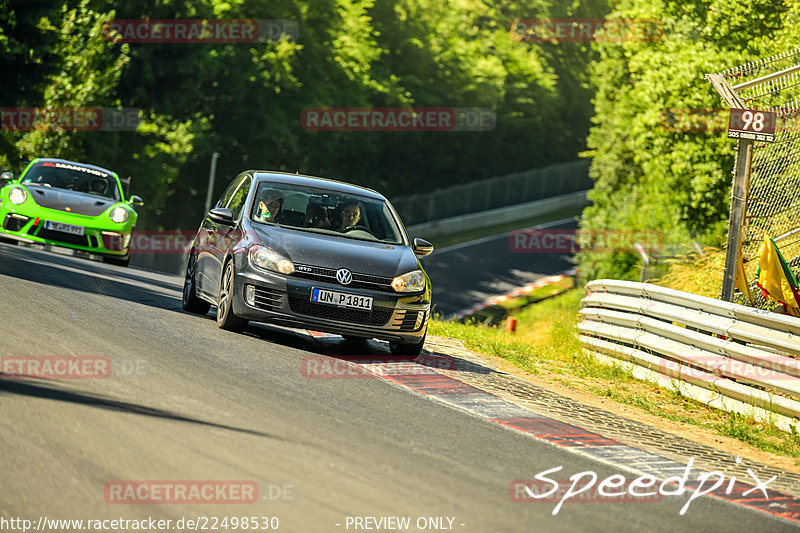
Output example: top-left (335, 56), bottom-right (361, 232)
top-left (362, 356), bottom-right (800, 522)
top-left (297, 332), bottom-right (800, 523)
top-left (450, 266), bottom-right (578, 320)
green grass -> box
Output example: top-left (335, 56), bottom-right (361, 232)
top-left (432, 289), bottom-right (638, 382)
top-left (714, 412), bottom-right (800, 456)
top-left (430, 289), bottom-right (800, 462)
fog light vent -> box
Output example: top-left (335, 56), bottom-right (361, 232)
top-left (245, 284), bottom-right (255, 306)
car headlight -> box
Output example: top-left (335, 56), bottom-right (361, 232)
top-left (249, 245), bottom-right (294, 275)
top-left (391, 269), bottom-right (426, 292)
top-left (109, 206), bottom-right (129, 223)
top-left (9, 187), bottom-right (27, 205)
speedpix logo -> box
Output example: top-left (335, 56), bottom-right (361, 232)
top-left (509, 229), bottom-right (663, 253)
top-left (510, 458), bottom-right (776, 516)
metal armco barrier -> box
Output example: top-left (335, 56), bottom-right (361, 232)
top-left (578, 279), bottom-right (800, 425)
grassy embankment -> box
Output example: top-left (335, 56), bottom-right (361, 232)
top-left (429, 244), bottom-right (800, 462)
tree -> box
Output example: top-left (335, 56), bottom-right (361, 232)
top-left (578, 0), bottom-right (791, 281)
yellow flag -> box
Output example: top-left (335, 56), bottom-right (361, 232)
top-left (735, 253), bottom-right (752, 304)
top-left (756, 237), bottom-right (800, 315)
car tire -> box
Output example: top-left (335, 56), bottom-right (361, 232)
top-left (389, 331), bottom-right (426, 356)
top-left (102, 255), bottom-right (130, 267)
top-left (182, 252), bottom-right (211, 315)
top-left (217, 259), bottom-right (248, 331)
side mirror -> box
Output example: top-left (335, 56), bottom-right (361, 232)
top-left (129, 194), bottom-right (144, 206)
top-left (208, 207), bottom-right (236, 226)
top-left (413, 238), bottom-right (434, 257)
top-left (0, 171), bottom-right (13, 186)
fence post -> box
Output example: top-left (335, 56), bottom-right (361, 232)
top-left (721, 139), bottom-right (754, 301)
top-left (706, 73), bottom-right (754, 302)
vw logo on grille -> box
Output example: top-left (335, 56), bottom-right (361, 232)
top-left (336, 268), bottom-right (353, 285)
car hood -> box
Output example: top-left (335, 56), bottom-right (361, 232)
top-left (251, 224), bottom-right (419, 277)
top-left (25, 185), bottom-right (117, 216)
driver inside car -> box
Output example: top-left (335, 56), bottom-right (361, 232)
top-left (255, 190), bottom-right (284, 223)
top-left (336, 202), bottom-right (361, 232)
top-left (89, 178), bottom-right (107, 195)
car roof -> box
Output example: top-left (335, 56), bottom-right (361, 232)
top-left (31, 158), bottom-right (119, 178)
top-left (251, 171), bottom-right (386, 200)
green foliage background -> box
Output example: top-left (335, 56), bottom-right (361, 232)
top-left (578, 0), bottom-right (800, 281)
top-left (1, 0), bottom-right (604, 230)
top-left (3, 0), bottom-right (800, 283)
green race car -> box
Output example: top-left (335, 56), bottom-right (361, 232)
top-left (0, 158), bottom-right (143, 266)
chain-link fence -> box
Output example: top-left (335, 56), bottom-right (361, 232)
top-left (391, 160), bottom-right (591, 226)
top-left (714, 49), bottom-right (800, 307)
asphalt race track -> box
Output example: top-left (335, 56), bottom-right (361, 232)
top-left (1, 241), bottom-right (797, 532)
top-left (421, 219), bottom-right (577, 317)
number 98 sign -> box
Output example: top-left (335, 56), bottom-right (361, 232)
top-left (727, 108), bottom-right (777, 143)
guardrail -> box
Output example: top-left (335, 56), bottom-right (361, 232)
top-left (578, 279), bottom-right (800, 430)
top-left (392, 160), bottom-right (591, 226)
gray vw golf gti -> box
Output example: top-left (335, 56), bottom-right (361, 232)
top-left (182, 171), bottom-right (433, 355)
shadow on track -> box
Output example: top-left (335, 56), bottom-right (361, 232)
top-left (0, 378), bottom-right (285, 440)
top-left (0, 242), bottom-right (183, 313)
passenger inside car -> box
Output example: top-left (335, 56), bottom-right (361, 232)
top-left (305, 203), bottom-right (331, 229)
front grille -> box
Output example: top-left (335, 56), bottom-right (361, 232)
top-left (294, 264), bottom-right (336, 278)
top-left (253, 287), bottom-right (283, 311)
top-left (288, 295), bottom-right (393, 326)
top-left (3, 214), bottom-right (29, 232)
top-left (293, 263), bottom-right (395, 291)
top-left (34, 227), bottom-right (89, 246)
top-left (353, 273), bottom-right (392, 285)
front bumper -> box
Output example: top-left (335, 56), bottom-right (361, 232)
top-left (0, 207), bottom-right (132, 257)
top-left (230, 259), bottom-right (430, 344)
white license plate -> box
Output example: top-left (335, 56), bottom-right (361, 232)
top-left (311, 288), bottom-right (373, 310)
top-left (44, 220), bottom-right (85, 236)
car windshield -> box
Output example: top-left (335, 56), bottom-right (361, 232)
top-left (20, 162), bottom-right (120, 201)
top-left (250, 181), bottom-right (405, 245)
